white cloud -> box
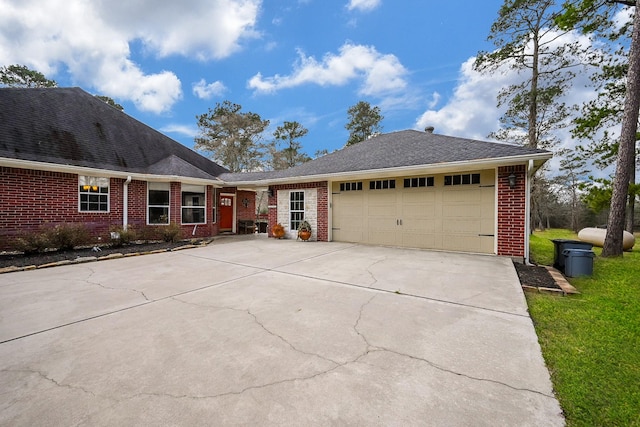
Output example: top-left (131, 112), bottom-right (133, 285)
top-left (427, 92), bottom-right (441, 109)
top-left (248, 43), bottom-right (408, 97)
top-left (160, 124), bottom-right (199, 138)
top-left (192, 79), bottom-right (227, 100)
top-left (415, 30), bottom-right (614, 177)
top-left (415, 57), bottom-right (516, 139)
top-left (0, 0), bottom-right (261, 113)
top-left (347, 0), bottom-right (381, 12)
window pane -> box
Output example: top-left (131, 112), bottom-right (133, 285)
top-left (149, 190), bottom-right (169, 205)
top-left (444, 176), bottom-right (452, 186)
top-left (472, 173), bottom-right (481, 184)
top-left (182, 192), bottom-right (205, 206)
top-left (453, 175), bottom-right (461, 185)
top-left (149, 207), bottom-right (169, 224)
top-left (340, 183), bottom-right (345, 191)
top-left (182, 207), bottom-right (205, 224)
top-left (462, 174), bottom-right (471, 185)
top-left (79, 175), bottom-right (109, 211)
top-left (390, 180), bottom-right (395, 189)
top-left (427, 177), bottom-right (434, 187)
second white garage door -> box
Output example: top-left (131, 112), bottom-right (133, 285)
top-left (332, 170), bottom-right (496, 254)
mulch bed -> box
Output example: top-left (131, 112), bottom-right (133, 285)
top-left (0, 241), bottom-right (193, 269)
top-left (513, 262), bottom-right (561, 290)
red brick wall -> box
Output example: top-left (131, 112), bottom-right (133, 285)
top-left (0, 167), bottom-right (233, 250)
top-left (127, 180), bottom-right (147, 228)
top-left (497, 165), bottom-right (527, 258)
top-left (0, 167), bottom-right (136, 249)
top-left (317, 185), bottom-right (329, 241)
top-left (236, 190), bottom-right (256, 222)
top-left (267, 181), bottom-right (329, 241)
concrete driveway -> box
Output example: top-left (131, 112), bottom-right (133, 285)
top-left (0, 237), bottom-right (564, 426)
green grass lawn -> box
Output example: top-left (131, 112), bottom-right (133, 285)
top-left (527, 229), bottom-right (640, 426)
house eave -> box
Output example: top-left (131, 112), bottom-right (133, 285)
top-left (226, 152), bottom-right (553, 186)
top-left (0, 157), bottom-right (225, 187)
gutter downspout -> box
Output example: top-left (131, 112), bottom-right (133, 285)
top-left (123, 176), bottom-right (132, 230)
top-left (525, 161), bottom-right (534, 264)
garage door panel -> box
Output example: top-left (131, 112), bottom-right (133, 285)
top-left (402, 233), bottom-right (436, 249)
top-left (403, 218), bottom-right (437, 232)
top-left (334, 229), bottom-right (364, 243)
top-left (441, 235), bottom-right (482, 252)
top-left (443, 219), bottom-right (481, 234)
top-left (368, 231), bottom-right (399, 245)
top-left (368, 205), bottom-right (397, 217)
top-left (402, 191), bottom-right (435, 203)
top-left (442, 204), bottom-right (483, 217)
top-left (443, 190), bottom-right (481, 203)
top-left (402, 204), bottom-right (436, 217)
top-left (332, 170), bottom-right (496, 254)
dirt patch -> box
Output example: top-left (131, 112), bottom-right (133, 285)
top-left (514, 262), bottom-right (561, 290)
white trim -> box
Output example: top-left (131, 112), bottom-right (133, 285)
top-left (494, 168), bottom-right (499, 256)
top-left (0, 158), bottom-right (225, 187)
top-left (78, 175), bottom-right (110, 213)
top-left (524, 160), bottom-right (534, 264)
top-left (328, 182), bottom-right (334, 242)
top-left (181, 184), bottom-right (207, 225)
top-left (123, 176), bottom-right (131, 230)
top-left (289, 190), bottom-right (305, 231)
top-left (147, 182), bottom-right (171, 225)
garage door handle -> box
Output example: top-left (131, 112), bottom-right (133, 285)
top-left (478, 234), bottom-right (495, 237)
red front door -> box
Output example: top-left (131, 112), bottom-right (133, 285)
top-left (219, 195), bottom-right (234, 230)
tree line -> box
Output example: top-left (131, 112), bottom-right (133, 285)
top-left (194, 100), bottom-right (383, 172)
top-left (474, 0), bottom-right (639, 256)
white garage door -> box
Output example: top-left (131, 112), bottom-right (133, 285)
top-left (332, 170), bottom-right (495, 254)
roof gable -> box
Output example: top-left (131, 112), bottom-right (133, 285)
top-left (0, 87), bottom-right (228, 180)
top-left (221, 130), bottom-right (552, 182)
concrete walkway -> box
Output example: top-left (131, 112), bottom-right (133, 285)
top-left (0, 236), bottom-right (564, 426)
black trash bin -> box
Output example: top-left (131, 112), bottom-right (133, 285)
top-left (562, 249), bottom-right (595, 277)
top-left (551, 239), bottom-right (593, 272)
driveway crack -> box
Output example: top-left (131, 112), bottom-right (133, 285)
top-left (78, 266), bottom-right (150, 301)
top-left (3, 368), bottom-right (100, 398)
top-left (171, 297), bottom-right (342, 366)
top-left (367, 347), bottom-right (556, 399)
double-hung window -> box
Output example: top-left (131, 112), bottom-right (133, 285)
top-left (290, 191), bottom-right (304, 230)
top-left (79, 176), bottom-right (109, 212)
top-left (182, 184), bottom-right (206, 224)
top-left (148, 182), bottom-right (170, 224)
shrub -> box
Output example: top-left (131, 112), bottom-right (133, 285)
top-left (160, 223), bottom-right (182, 243)
top-left (48, 223), bottom-right (91, 251)
top-left (14, 230), bottom-right (51, 254)
top-left (109, 226), bottom-right (137, 247)
top-left (137, 225), bottom-right (161, 243)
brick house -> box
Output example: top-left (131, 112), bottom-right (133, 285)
top-left (1, 88), bottom-right (551, 262)
top-left (223, 130), bottom-right (551, 263)
top-left (0, 87), bottom-right (256, 250)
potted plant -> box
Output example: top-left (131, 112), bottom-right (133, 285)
top-left (297, 220), bottom-right (312, 241)
top-left (272, 223), bottom-right (285, 239)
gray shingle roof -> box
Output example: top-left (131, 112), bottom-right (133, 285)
top-left (220, 130), bottom-right (551, 182)
top-left (0, 87), bottom-right (228, 179)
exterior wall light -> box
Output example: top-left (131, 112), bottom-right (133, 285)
top-left (508, 173), bottom-right (517, 189)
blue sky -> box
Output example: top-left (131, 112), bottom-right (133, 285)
top-left (0, 0), bottom-right (598, 169)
